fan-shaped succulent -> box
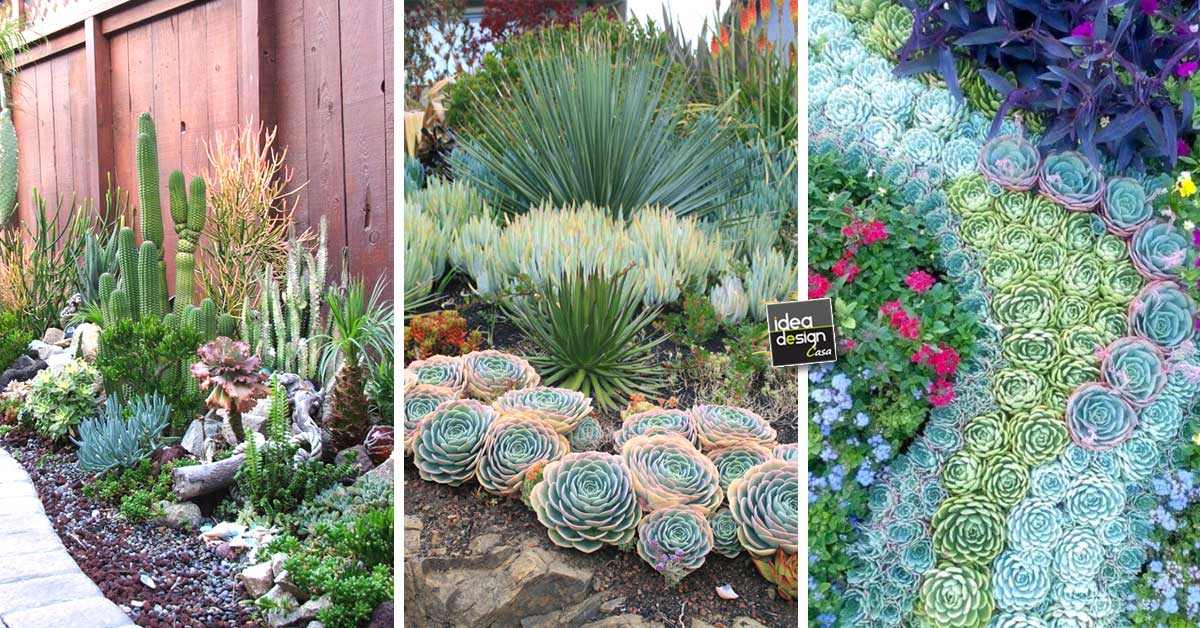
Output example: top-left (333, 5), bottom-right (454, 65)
top-left (931, 495), bottom-right (1006, 566)
top-left (726, 459), bottom-right (797, 557)
top-left (1099, 177), bottom-right (1152, 236)
top-left (402, 384), bottom-right (459, 455)
top-left (404, 355), bottom-right (465, 391)
top-left (1100, 337), bottom-right (1166, 407)
top-left (709, 507), bottom-right (742, 558)
top-left (1130, 281), bottom-right (1195, 350)
top-left (979, 135), bottom-right (1040, 191)
top-left (753, 548), bottom-right (798, 602)
top-left (476, 414), bottom-right (570, 496)
top-left (916, 564), bottom-right (994, 628)
top-left (528, 451), bottom-right (643, 552)
top-left (613, 409), bottom-right (696, 450)
top-left (689, 404), bottom-right (777, 451)
top-left (622, 434), bottom-right (722, 514)
top-left (461, 350), bottom-right (539, 401)
top-left (707, 443), bottom-right (774, 495)
top-left (1129, 221), bottom-right (1188, 280)
top-left (635, 504), bottom-right (714, 585)
top-left (1065, 383), bottom-right (1137, 451)
top-left (1037, 151), bottom-right (1103, 212)
top-left (568, 416), bottom-right (605, 451)
top-left (492, 386), bottom-right (592, 434)
top-left (411, 399), bottom-right (498, 485)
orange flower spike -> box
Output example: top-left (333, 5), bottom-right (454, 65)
top-left (720, 25), bottom-right (730, 47)
top-left (710, 35), bottom-right (719, 55)
top-left (759, 0), bottom-right (772, 20)
top-left (757, 32), bottom-right (768, 52)
top-left (790, 0), bottom-right (798, 25)
top-left (739, 5), bottom-right (755, 33)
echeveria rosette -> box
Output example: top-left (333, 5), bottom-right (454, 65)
top-left (963, 413), bottom-right (1006, 459)
top-left (1064, 383), bottom-right (1137, 452)
top-left (820, 35), bottom-right (866, 72)
top-left (475, 414), bottom-right (570, 496)
top-left (960, 213), bottom-right (1003, 249)
top-left (916, 564), bottom-right (994, 628)
top-left (1089, 303), bottom-right (1130, 342)
top-left (726, 459), bottom-right (798, 556)
top-left (411, 399), bottom-right (498, 486)
top-left (1099, 264), bottom-right (1143, 305)
top-left (1024, 196), bottom-right (1067, 236)
top-left (461, 350), bottom-right (539, 402)
top-left (983, 253), bottom-right (1030, 290)
top-left (1029, 464), bottom-right (1071, 502)
top-left (1000, 329), bottom-right (1059, 373)
top-left (861, 117), bottom-right (901, 153)
top-left (994, 192), bottom-right (1032, 222)
top-left (981, 455), bottom-right (1030, 509)
top-left (528, 451), bottom-right (642, 553)
top-left (1129, 221), bottom-right (1188, 280)
top-left (979, 134), bottom-right (1040, 191)
top-left (1006, 408), bottom-right (1068, 467)
top-left (870, 80), bottom-right (916, 124)
top-left (942, 451), bottom-right (983, 496)
top-left (992, 552), bottom-right (1051, 612)
top-left (1059, 212), bottom-right (1097, 252)
top-left (1055, 296), bottom-right (1092, 329)
top-left (622, 434), bottom-right (723, 514)
top-left (1099, 177), bottom-right (1152, 236)
top-left (635, 504), bottom-right (713, 585)
top-left (568, 416), bottom-right (605, 451)
top-left (947, 174), bottom-right (994, 215)
top-left (825, 85), bottom-right (871, 129)
top-left (931, 495), bottom-right (1006, 567)
top-left (1063, 474), bottom-right (1125, 525)
top-left (772, 443), bottom-right (798, 463)
top-left (1130, 281), bottom-right (1195, 350)
top-left (1029, 242), bottom-right (1066, 281)
top-left (995, 224), bottom-right (1038, 256)
top-left (990, 613), bottom-right (1049, 628)
top-left (404, 355), bottom-right (466, 392)
top-left (613, 409), bottom-right (697, 450)
top-left (707, 443), bottom-right (774, 494)
top-left (1059, 254), bottom-right (1103, 299)
top-left (991, 368), bottom-right (1047, 414)
top-left (1094, 233), bottom-right (1129, 263)
top-left (689, 404), bottom-right (777, 451)
top-left (1007, 499), bottom-right (1064, 553)
top-left (900, 128), bottom-right (944, 166)
top-left (943, 137), bottom-right (981, 178)
top-left (1099, 337), bottom-right (1167, 407)
top-left (402, 384), bottom-right (459, 455)
top-left (993, 281), bottom-right (1057, 328)
top-left (913, 89), bottom-right (964, 136)
top-left (1053, 527), bottom-right (1105, 582)
top-left (492, 386), bottom-right (592, 434)
top-left (1037, 151), bottom-right (1103, 212)
top-left (708, 507), bottom-right (742, 559)
top-left (1046, 356), bottom-right (1099, 402)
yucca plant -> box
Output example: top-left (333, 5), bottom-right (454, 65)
top-left (503, 267), bottom-right (667, 411)
top-left (458, 33), bottom-right (745, 221)
top-left (321, 279), bottom-right (394, 450)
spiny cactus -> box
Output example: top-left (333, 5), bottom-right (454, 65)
top-left (136, 113), bottom-right (162, 249)
top-left (116, 226), bottom-right (140, 321)
top-left (170, 172), bottom-right (206, 307)
top-left (0, 107), bottom-right (17, 227)
top-left (138, 241), bottom-right (165, 320)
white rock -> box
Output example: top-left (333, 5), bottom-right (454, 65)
top-left (241, 560), bottom-right (275, 599)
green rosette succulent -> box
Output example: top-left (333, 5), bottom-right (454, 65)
top-left (689, 404), bottom-right (777, 451)
top-left (1055, 296), bottom-right (1092, 328)
top-left (613, 409), bottom-right (697, 450)
top-left (931, 495), bottom-right (1006, 566)
top-left (1006, 408), bottom-right (1068, 467)
top-left (914, 90), bottom-right (965, 136)
top-left (979, 134), bottom-right (1040, 191)
top-left (1007, 498), bottom-right (1065, 553)
top-left (461, 350), bottom-right (540, 402)
top-left (1047, 356), bottom-right (1099, 401)
top-left (1115, 435), bottom-right (1160, 482)
top-left (960, 213), bottom-right (1003, 249)
top-left (1065, 383), bottom-right (1137, 451)
top-left (1100, 337), bottom-right (1167, 407)
top-left (402, 384), bottom-right (460, 456)
top-left (528, 451), bottom-right (642, 552)
top-left (947, 173), bottom-right (994, 214)
top-left (1129, 221), bottom-right (1188, 280)
top-left (992, 368), bottom-right (1047, 413)
top-left (995, 224), bottom-right (1037, 255)
top-left (1090, 302), bottom-right (1130, 341)
top-left (476, 413), bottom-right (570, 495)
top-left (993, 281), bottom-right (1057, 328)
top-left (1099, 264), bottom-right (1143, 304)
top-left (981, 454), bottom-right (1030, 509)
top-left (900, 128), bottom-right (944, 165)
top-left (1024, 196), bottom-right (1066, 236)
top-left (994, 190), bottom-right (1033, 222)
top-left (726, 459), bottom-right (798, 556)
top-left (568, 416), bottom-right (605, 451)
top-left (916, 564), bottom-right (994, 628)
top-left (1094, 233), bottom-right (1129, 263)
top-left (863, 2), bottom-right (913, 59)
top-left (963, 413), bottom-right (1007, 459)
top-left (1130, 281), bottom-right (1195, 350)
top-left (708, 507), bottom-right (742, 558)
top-left (1029, 242), bottom-right (1066, 281)
top-left (1037, 151), bottom-right (1103, 212)
top-left (622, 434), bottom-right (723, 514)
top-left (492, 386), bottom-right (593, 434)
top-left (1138, 395), bottom-right (1183, 442)
top-left (1060, 212), bottom-right (1097, 251)
top-left (635, 504), bottom-right (714, 585)
top-left (942, 451), bottom-right (983, 495)
top-left (1001, 329), bottom-right (1059, 371)
top-left (1061, 325), bottom-right (1101, 358)
top-left (707, 443), bottom-right (774, 494)
top-left (773, 443), bottom-right (798, 463)
top-left (1060, 254), bottom-right (1103, 299)
top-left (1064, 473), bottom-right (1125, 524)
top-left (834, 0), bottom-right (889, 22)
top-left (411, 399), bottom-right (499, 485)
top-left (1053, 527), bottom-right (1105, 581)
top-left (404, 355), bottom-right (466, 392)
top-left (990, 612), bottom-right (1049, 628)
top-left (959, 62), bottom-right (1005, 120)
top-left (992, 552), bottom-right (1050, 612)
top-left (1099, 176), bottom-right (1153, 236)
top-left (983, 253), bottom-right (1030, 290)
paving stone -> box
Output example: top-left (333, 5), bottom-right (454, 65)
top-left (0, 531), bottom-right (62, 558)
top-left (0, 552), bottom-right (79, 585)
top-left (0, 496), bottom-right (45, 516)
top-left (1, 596), bottom-right (131, 628)
top-left (0, 513), bottom-right (52, 536)
top-left (0, 574), bottom-right (103, 614)
top-left (0, 482), bottom-right (36, 500)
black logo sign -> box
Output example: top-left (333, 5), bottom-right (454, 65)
top-left (766, 299), bottom-right (837, 367)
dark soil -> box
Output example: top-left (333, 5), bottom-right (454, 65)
top-left (0, 432), bottom-right (262, 628)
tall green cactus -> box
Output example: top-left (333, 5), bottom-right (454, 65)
top-left (170, 172), bottom-right (205, 308)
top-left (116, 227), bottom-right (140, 322)
top-left (0, 107), bottom-right (17, 228)
top-left (138, 241), bottom-right (165, 320)
top-left (136, 113), bottom-right (162, 249)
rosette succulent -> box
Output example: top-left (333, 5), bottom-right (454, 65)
top-left (411, 399), bottom-right (498, 485)
top-left (1037, 151), bottom-right (1103, 212)
top-left (1130, 281), bottom-right (1195, 350)
top-left (528, 451), bottom-right (642, 552)
top-left (492, 386), bottom-right (592, 434)
top-left (1064, 384), bottom-right (1137, 451)
top-left (709, 507), bottom-right (742, 558)
top-left (612, 409), bottom-right (697, 450)
top-left (707, 443), bottom-right (774, 494)
top-left (825, 85), bottom-right (871, 129)
top-left (402, 384), bottom-right (459, 455)
top-left (1006, 408), bottom-right (1068, 467)
top-left (942, 451), bottom-right (983, 495)
top-left (1000, 330), bottom-right (1059, 372)
top-left (946, 173), bottom-right (994, 214)
top-left (1099, 177), bottom-right (1152, 236)
top-left (978, 135), bottom-right (1040, 191)
top-left (1100, 264), bottom-right (1143, 304)
top-left (192, 337), bottom-right (269, 443)
top-left (404, 355), bottom-right (465, 391)
top-left (1064, 474), bottom-right (1125, 524)
top-left (1007, 499), bottom-right (1064, 553)
top-left (993, 281), bottom-right (1057, 328)
top-left (568, 416), bottom-right (604, 452)
top-left (916, 564), bottom-right (994, 628)
top-left (753, 549), bottom-right (798, 602)
top-left (476, 414), bottom-right (570, 496)
top-left (931, 495), bottom-right (1006, 566)
top-left (726, 459), bottom-right (798, 556)
top-left (461, 350), bottom-right (540, 402)
top-left (1053, 527), bottom-right (1105, 582)
top-left (863, 2), bottom-right (912, 59)
top-left (635, 504), bottom-right (714, 585)
top-left (992, 552), bottom-right (1050, 612)
top-left (963, 413), bottom-right (1006, 459)
top-left (981, 455), bottom-right (1031, 509)
top-left (1129, 221), bottom-right (1188, 280)
top-left (622, 434), bottom-right (722, 514)
top-left (689, 404), bottom-right (777, 451)
top-left (1100, 337), bottom-right (1166, 407)
top-left (870, 80), bottom-right (916, 124)
top-left (773, 443), bottom-right (798, 463)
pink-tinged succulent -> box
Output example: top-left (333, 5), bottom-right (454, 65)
top-left (727, 459), bottom-right (798, 556)
top-left (621, 434), bottom-right (723, 514)
top-left (689, 404), bottom-right (778, 452)
top-left (462, 350), bottom-right (540, 401)
top-left (191, 337), bottom-right (269, 442)
top-left (773, 443), bottom-right (799, 463)
top-left (636, 504), bottom-right (714, 585)
top-left (476, 414), bottom-right (570, 496)
top-left (402, 384), bottom-right (459, 456)
top-left (528, 451), bottom-right (643, 553)
top-left (404, 355), bottom-right (466, 392)
top-left (411, 399), bottom-right (498, 485)
top-left (708, 443), bottom-right (775, 494)
top-left (613, 409), bottom-right (698, 450)
top-left (493, 386), bottom-right (592, 434)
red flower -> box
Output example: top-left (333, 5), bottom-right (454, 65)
top-left (880, 300), bottom-right (903, 316)
top-left (861, 221), bottom-right (888, 245)
top-left (929, 379), bottom-right (955, 407)
top-left (844, 264), bottom-right (861, 282)
top-left (831, 258), bottom-right (851, 278)
top-left (911, 344), bottom-right (934, 364)
top-left (889, 310), bottom-right (909, 328)
top-left (929, 346), bottom-right (960, 377)
top-left (897, 316), bottom-right (921, 339)
top-left (809, 273), bottom-right (832, 299)
top-left (839, 337), bottom-right (857, 352)
top-left (904, 270), bottom-right (936, 293)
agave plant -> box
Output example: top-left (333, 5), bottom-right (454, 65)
top-left (461, 350), bottom-right (539, 402)
top-left (621, 434), bottom-right (723, 514)
top-left (73, 393), bottom-right (171, 475)
top-left (726, 459), bottom-right (797, 556)
top-left (504, 268), bottom-right (667, 411)
top-left (492, 386), bottom-right (593, 434)
top-left (404, 355), bottom-right (465, 391)
top-left (476, 414), bottom-right (570, 496)
top-left (689, 404), bottom-right (778, 451)
top-left (708, 443), bottom-right (775, 494)
top-left (636, 504), bottom-right (714, 585)
top-left (613, 409), bottom-right (698, 450)
top-left (402, 384), bottom-right (459, 456)
top-left (411, 399), bottom-right (497, 486)
top-left (191, 337), bottom-right (269, 442)
top-left (527, 451), bottom-right (643, 553)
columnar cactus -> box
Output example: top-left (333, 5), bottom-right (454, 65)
top-left (136, 112), bottom-right (163, 249)
top-left (726, 459), bottom-right (798, 556)
top-left (0, 107), bottom-right (17, 227)
top-left (462, 350), bottom-right (540, 401)
top-left (689, 404), bottom-right (777, 451)
top-left (492, 386), bottom-right (592, 434)
top-left (170, 172), bottom-right (207, 307)
top-left (411, 399), bottom-right (497, 485)
top-left (476, 414), bottom-right (569, 496)
top-left (635, 504), bottom-right (714, 585)
top-left (621, 434), bottom-right (723, 514)
top-left (528, 452), bottom-right (643, 553)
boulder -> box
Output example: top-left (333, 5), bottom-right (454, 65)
top-left (579, 614), bottom-right (665, 628)
top-left (335, 446), bottom-right (375, 476)
top-left (274, 567), bottom-right (306, 601)
top-left (404, 516), bottom-right (423, 556)
top-left (156, 500), bottom-right (202, 530)
top-left (364, 455), bottom-right (394, 487)
top-left (0, 355), bottom-right (45, 389)
top-left (27, 340), bottom-right (62, 361)
top-left (240, 560), bottom-right (275, 599)
top-left (69, 323), bottom-right (101, 361)
top-left (180, 413), bottom-right (225, 457)
top-left (44, 351), bottom-right (74, 373)
top-left (366, 601), bottom-right (393, 628)
top-left (266, 595), bottom-right (331, 628)
top-left (41, 328), bottom-right (65, 346)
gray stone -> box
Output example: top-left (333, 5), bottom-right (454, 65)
top-left (25, 341), bottom-right (60, 362)
top-left (0, 551), bottom-right (78, 585)
top-left (155, 501), bottom-right (201, 530)
top-left (365, 600), bottom-right (393, 628)
top-left (240, 560), bottom-right (275, 600)
top-left (364, 455), bottom-right (394, 487)
top-left (521, 593), bottom-right (604, 628)
top-left (0, 481), bottom-right (36, 500)
top-left (335, 446), bottom-right (374, 476)
top-left (403, 516), bottom-right (423, 555)
top-left (579, 614), bottom-right (665, 628)
top-left (180, 415), bottom-right (223, 456)
top-left (40, 329), bottom-right (64, 346)
top-left (601, 597), bottom-right (627, 613)
top-left (1, 596), bottom-right (132, 628)
top-left (0, 573), bottom-right (102, 614)
top-left (0, 531), bottom-right (62, 558)
top-left (43, 352), bottom-right (73, 373)
top-left (265, 593), bottom-right (330, 628)
top-left (274, 568), bottom-right (306, 602)
top-left (0, 356), bottom-right (46, 389)
top-left (730, 619), bottom-right (770, 628)
top-left (468, 532), bottom-right (503, 555)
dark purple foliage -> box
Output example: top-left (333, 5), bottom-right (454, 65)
top-left (895, 0), bottom-right (1200, 171)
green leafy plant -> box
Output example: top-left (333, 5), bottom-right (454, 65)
top-left (0, 191), bottom-right (90, 331)
top-left (321, 279), bottom-right (394, 450)
top-left (663, 292), bottom-right (722, 346)
top-left (366, 356), bottom-right (393, 426)
top-left (0, 309), bottom-right (30, 369)
top-left (82, 458), bottom-right (197, 523)
top-left (96, 317), bottom-right (204, 434)
top-left (72, 393), bottom-right (170, 475)
top-left (25, 359), bottom-right (101, 441)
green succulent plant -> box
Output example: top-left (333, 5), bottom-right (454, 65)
top-left (688, 404), bottom-right (777, 451)
top-left (410, 399), bottom-right (497, 486)
top-left (475, 414), bottom-right (569, 496)
top-left (622, 433), bottom-right (723, 514)
top-left (636, 504), bottom-right (714, 585)
top-left (461, 350), bottom-right (540, 402)
top-left (528, 451), bottom-right (643, 553)
top-left (726, 459), bottom-right (797, 557)
top-left (72, 393), bottom-right (170, 475)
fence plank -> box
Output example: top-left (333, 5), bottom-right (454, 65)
top-left (84, 16), bottom-right (114, 221)
top-left (270, 0), bottom-right (307, 221)
top-left (177, 2), bottom-right (208, 177)
top-left (150, 9), bottom-right (181, 271)
top-left (303, 0), bottom-right (347, 279)
top-left (108, 27), bottom-right (133, 226)
top-left (11, 58), bottom-right (40, 226)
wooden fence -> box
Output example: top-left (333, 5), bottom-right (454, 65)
top-left (7, 0), bottom-right (394, 296)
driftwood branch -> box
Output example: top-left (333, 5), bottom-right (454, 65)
top-left (171, 454), bottom-right (246, 501)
